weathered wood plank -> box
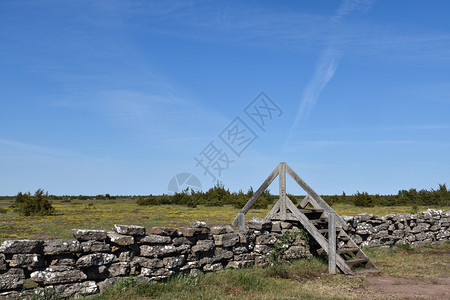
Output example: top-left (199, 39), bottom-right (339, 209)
top-left (298, 195), bottom-right (310, 208)
top-left (285, 198), bottom-right (353, 275)
top-left (232, 164), bottom-right (279, 226)
top-left (265, 200), bottom-right (280, 220)
top-left (237, 213), bottom-right (245, 231)
top-left (279, 162), bottom-right (287, 219)
top-left (328, 214), bottom-right (336, 274)
top-left (339, 230), bottom-right (376, 268)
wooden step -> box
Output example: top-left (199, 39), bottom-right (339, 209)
top-left (345, 258), bottom-right (369, 266)
top-left (318, 228), bottom-right (341, 234)
top-left (310, 218), bottom-right (328, 225)
top-left (338, 235), bottom-right (350, 242)
top-left (337, 247), bottom-right (359, 254)
top-left (298, 208), bottom-right (324, 214)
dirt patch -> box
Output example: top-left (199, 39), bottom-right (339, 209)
top-left (359, 272), bottom-right (449, 299)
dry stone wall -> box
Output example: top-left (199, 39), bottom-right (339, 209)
top-left (342, 209), bottom-right (449, 248)
top-left (0, 209), bottom-right (448, 299)
top-left (0, 219), bottom-right (309, 299)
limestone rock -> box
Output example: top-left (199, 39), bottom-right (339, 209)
top-left (113, 224), bottom-right (146, 236)
top-left (271, 222), bottom-right (282, 233)
top-left (149, 227), bottom-right (177, 236)
top-left (0, 255), bottom-right (6, 271)
top-left (80, 240), bottom-right (110, 253)
top-left (133, 256), bottom-right (164, 268)
top-left (71, 229), bottom-right (107, 241)
top-left (175, 244), bottom-right (191, 254)
top-left (203, 263), bottom-right (223, 272)
top-left (7, 254), bottom-right (44, 268)
top-left (0, 240), bottom-right (43, 254)
top-left (140, 245), bottom-right (177, 257)
top-left (192, 240), bottom-right (214, 253)
top-left (172, 237), bottom-right (196, 246)
top-left (0, 268), bottom-right (25, 290)
top-left (76, 253), bottom-right (116, 268)
top-left (181, 227), bottom-right (210, 237)
top-left (49, 255), bottom-right (77, 267)
top-left (43, 240), bottom-right (81, 255)
top-left (213, 247), bottom-right (233, 262)
top-left (213, 233), bottom-right (239, 247)
top-left (97, 277), bottom-right (119, 292)
top-left (255, 233), bottom-right (277, 245)
top-left (210, 226), bottom-right (227, 235)
top-left (47, 281), bottom-right (98, 298)
top-left (109, 262), bottom-right (130, 277)
top-left (247, 217), bottom-right (272, 231)
top-left (31, 266), bottom-right (87, 285)
top-left (138, 235), bottom-right (171, 244)
top-left (284, 246), bottom-right (309, 259)
top-left (118, 250), bottom-right (135, 262)
top-left (107, 231), bottom-right (134, 246)
top-left (163, 256), bottom-right (186, 269)
top-left (140, 267), bottom-right (174, 278)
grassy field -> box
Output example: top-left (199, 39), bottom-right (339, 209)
top-left (0, 197), bottom-right (448, 241)
top-left (86, 242), bottom-right (450, 300)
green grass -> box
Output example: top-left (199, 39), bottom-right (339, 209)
top-left (87, 258), bottom-right (356, 300)
top-left (363, 242), bottom-right (450, 278)
top-left (0, 197), bottom-right (448, 241)
top-left (85, 242), bottom-right (449, 300)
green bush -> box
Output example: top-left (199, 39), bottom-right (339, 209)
top-left (13, 189), bottom-right (54, 216)
top-left (136, 195), bottom-right (161, 206)
top-left (353, 191), bottom-right (374, 207)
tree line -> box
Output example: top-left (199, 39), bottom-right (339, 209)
top-left (6, 183), bottom-right (449, 216)
top-left (136, 182), bottom-right (450, 208)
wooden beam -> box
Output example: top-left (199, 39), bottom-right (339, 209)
top-left (307, 195), bottom-right (322, 210)
top-left (237, 213), bottom-right (245, 231)
top-left (298, 195), bottom-right (310, 208)
top-left (328, 213), bottom-right (336, 274)
top-left (285, 197), bottom-right (353, 275)
top-left (265, 200), bottom-right (280, 220)
top-left (285, 164), bottom-right (345, 227)
top-left (279, 162), bottom-right (287, 219)
top-left (232, 164), bottom-right (279, 226)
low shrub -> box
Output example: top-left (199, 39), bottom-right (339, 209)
top-left (136, 196), bottom-right (161, 206)
top-left (13, 189), bottom-right (54, 216)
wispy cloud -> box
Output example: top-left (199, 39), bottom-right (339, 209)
top-left (284, 139), bottom-right (450, 152)
top-left (284, 0), bottom-right (376, 150)
top-left (292, 48), bottom-right (341, 127)
top-left (301, 124), bottom-right (450, 135)
top-left (0, 138), bottom-right (82, 159)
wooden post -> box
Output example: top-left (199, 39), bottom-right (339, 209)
top-left (237, 213), bottom-right (245, 231)
top-left (279, 162), bottom-right (287, 218)
top-left (328, 213), bottom-right (336, 274)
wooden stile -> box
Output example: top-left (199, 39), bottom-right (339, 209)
top-left (231, 162), bottom-right (375, 275)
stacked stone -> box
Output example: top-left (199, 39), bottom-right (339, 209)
top-left (342, 209), bottom-right (449, 248)
top-left (0, 219), bottom-right (310, 299)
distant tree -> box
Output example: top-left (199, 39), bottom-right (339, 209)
top-left (13, 189), bottom-right (54, 216)
top-left (353, 191), bottom-right (374, 207)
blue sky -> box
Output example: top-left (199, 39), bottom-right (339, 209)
top-left (1, 0), bottom-right (449, 196)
